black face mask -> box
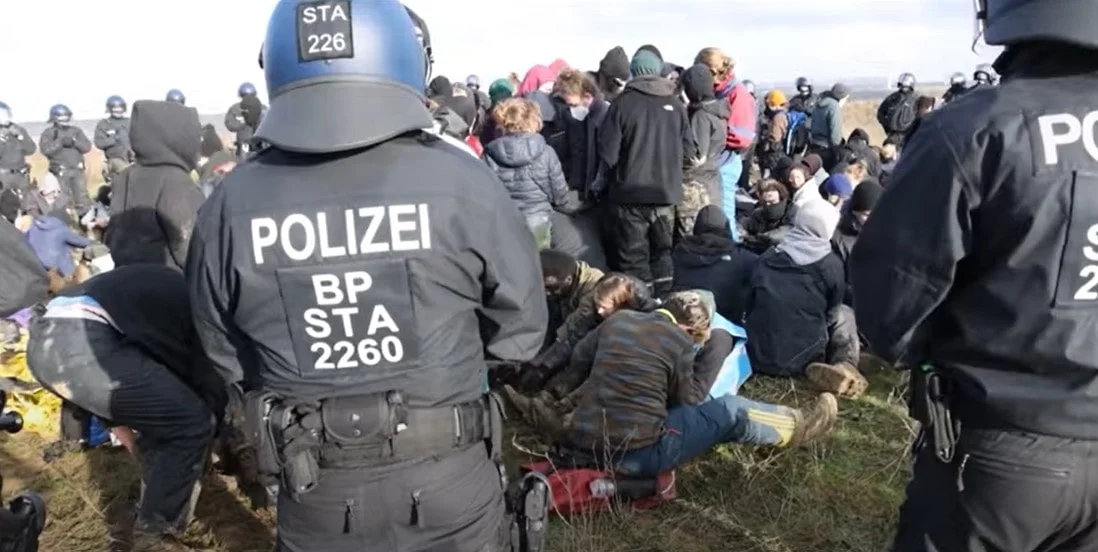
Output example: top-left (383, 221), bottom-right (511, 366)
top-left (760, 203), bottom-right (786, 222)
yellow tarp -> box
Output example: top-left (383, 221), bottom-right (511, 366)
top-left (0, 337), bottom-right (61, 438)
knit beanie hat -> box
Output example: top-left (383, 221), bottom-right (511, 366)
top-left (488, 79), bottom-right (515, 104)
top-left (635, 44), bottom-right (664, 61)
top-left (850, 178), bottom-right (884, 212)
top-left (824, 173), bottom-right (854, 199)
top-left (765, 90), bottom-right (788, 109)
top-left (630, 51), bottom-right (664, 78)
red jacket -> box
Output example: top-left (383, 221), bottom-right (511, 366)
top-left (715, 76), bottom-right (757, 151)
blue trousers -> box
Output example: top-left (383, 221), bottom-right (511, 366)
top-left (718, 150), bottom-right (743, 224)
top-left (617, 394), bottom-right (792, 477)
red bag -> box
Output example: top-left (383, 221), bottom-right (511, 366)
top-left (520, 461), bottom-right (676, 516)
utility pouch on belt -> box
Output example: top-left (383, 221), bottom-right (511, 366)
top-left (505, 472), bottom-right (550, 552)
top-left (318, 391), bottom-right (407, 466)
top-left (911, 365), bottom-right (959, 463)
top-left (243, 391), bottom-right (287, 477)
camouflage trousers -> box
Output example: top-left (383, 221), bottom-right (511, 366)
top-left (674, 180), bottom-right (711, 241)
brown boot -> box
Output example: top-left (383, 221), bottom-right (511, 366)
top-left (806, 361), bottom-right (869, 399)
top-left (788, 393), bottom-right (839, 447)
top-left (503, 385), bottom-right (568, 442)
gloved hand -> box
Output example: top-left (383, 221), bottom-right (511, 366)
top-left (61, 136), bottom-right (75, 147)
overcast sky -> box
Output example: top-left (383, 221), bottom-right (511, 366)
top-left (6, 0), bottom-right (1000, 121)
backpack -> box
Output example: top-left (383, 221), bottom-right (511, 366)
top-left (520, 461), bottom-right (677, 516)
top-left (784, 110), bottom-right (810, 156)
top-left (876, 91), bottom-right (916, 135)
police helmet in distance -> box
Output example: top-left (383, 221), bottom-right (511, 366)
top-left (49, 104), bottom-right (72, 123)
top-left (466, 74), bottom-right (480, 89)
top-left (106, 95), bottom-right (127, 115)
top-left (238, 82), bottom-right (258, 98)
top-left (742, 79), bottom-right (756, 96)
top-left (980, 0), bottom-right (1098, 49)
top-left (949, 72), bottom-right (967, 86)
top-left (256, 0), bottom-right (432, 154)
top-left (795, 76), bottom-right (812, 94)
top-left (897, 72), bottom-right (916, 89)
top-left (166, 89), bottom-right (186, 104)
top-left (973, 63), bottom-right (996, 84)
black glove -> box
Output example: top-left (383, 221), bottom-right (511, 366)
top-left (61, 136), bottom-right (75, 147)
top-left (516, 362), bottom-right (552, 394)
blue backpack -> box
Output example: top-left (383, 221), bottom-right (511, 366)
top-left (784, 110), bottom-right (810, 156)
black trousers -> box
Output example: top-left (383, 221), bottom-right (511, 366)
top-left (277, 443), bottom-right (506, 552)
top-left (26, 317), bottom-right (214, 532)
top-left (606, 203), bottom-right (674, 296)
top-left (892, 428), bottom-right (1098, 552)
top-left (58, 168), bottom-right (89, 212)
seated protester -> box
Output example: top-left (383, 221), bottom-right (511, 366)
top-left (81, 184), bottom-right (112, 237)
top-left (784, 155), bottom-right (827, 209)
top-left (520, 273), bottom-right (654, 391)
top-left (25, 265), bottom-right (223, 546)
top-left (672, 205), bottom-right (757, 322)
top-left (801, 152), bottom-right (829, 188)
top-left (742, 180), bottom-right (797, 254)
top-left (822, 173), bottom-right (854, 208)
top-left (0, 217), bottom-right (49, 318)
top-left (841, 128), bottom-right (882, 177)
top-left (485, 98), bottom-right (585, 249)
top-left (25, 214), bottom-right (92, 279)
top-left (542, 290), bottom-right (839, 476)
top-left (21, 171), bottom-right (72, 220)
top-left (541, 249), bottom-right (605, 338)
top-left (879, 137), bottom-right (900, 185)
top-left (745, 201), bottom-right (867, 398)
top-left (506, 290), bottom-right (739, 443)
top-left (832, 179), bottom-right (883, 306)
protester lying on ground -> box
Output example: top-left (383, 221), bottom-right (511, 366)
top-left (105, 100), bottom-right (204, 271)
top-left (672, 206), bottom-right (757, 323)
top-left (21, 171), bottom-right (73, 220)
top-left (25, 264), bottom-right (224, 547)
top-left (519, 273), bottom-right (655, 392)
top-left (0, 216), bottom-right (48, 318)
top-left (484, 98), bottom-right (585, 249)
top-left (745, 200), bottom-right (867, 398)
top-left (25, 214), bottom-right (91, 279)
top-left (741, 180), bottom-right (797, 254)
top-left (510, 290), bottom-right (838, 477)
top-left (831, 179), bottom-right (883, 306)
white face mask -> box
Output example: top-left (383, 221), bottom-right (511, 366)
top-left (538, 81), bottom-right (555, 94)
top-left (569, 106), bottom-right (589, 121)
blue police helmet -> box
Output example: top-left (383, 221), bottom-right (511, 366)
top-left (238, 82), bottom-right (258, 97)
top-left (106, 95), bottom-right (127, 111)
top-left (49, 104), bottom-right (72, 122)
top-left (166, 89), bottom-right (186, 104)
top-left (256, 0), bottom-right (432, 154)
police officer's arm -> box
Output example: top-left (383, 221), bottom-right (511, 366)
top-left (93, 120), bottom-right (116, 151)
top-left (849, 118), bottom-right (975, 363)
top-left (597, 101), bottom-right (623, 170)
top-left (476, 194), bottom-right (548, 362)
top-left (223, 105), bottom-right (245, 133)
top-left (186, 194), bottom-right (245, 386)
top-left (157, 180), bottom-right (205, 269)
top-left (38, 129), bottom-right (62, 157)
top-left (72, 128), bottom-right (92, 154)
top-left (13, 125), bottom-right (35, 156)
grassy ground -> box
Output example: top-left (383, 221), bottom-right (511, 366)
top-left (0, 361), bottom-right (913, 552)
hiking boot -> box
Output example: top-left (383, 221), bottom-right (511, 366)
top-left (788, 393), bottom-right (839, 447)
top-left (502, 385), bottom-right (569, 442)
top-left (806, 361), bottom-right (869, 399)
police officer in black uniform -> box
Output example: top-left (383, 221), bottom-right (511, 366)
top-left (851, 1), bottom-right (1098, 550)
top-left (185, 1), bottom-right (548, 551)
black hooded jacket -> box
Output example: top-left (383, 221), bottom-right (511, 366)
top-left (0, 217), bottom-right (48, 317)
top-left (428, 76), bottom-right (454, 107)
top-left (598, 76), bottom-right (690, 205)
top-left (680, 65), bottom-right (729, 197)
top-left (588, 47), bottom-right (630, 101)
top-left (105, 100), bottom-right (204, 270)
top-left (672, 206), bottom-right (758, 322)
